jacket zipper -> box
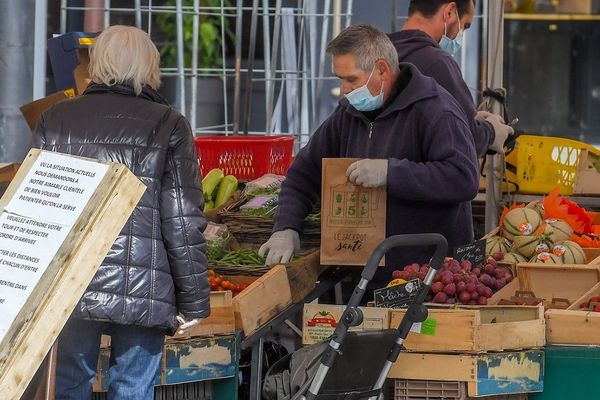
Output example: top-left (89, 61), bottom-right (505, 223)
top-left (368, 122), bottom-right (374, 139)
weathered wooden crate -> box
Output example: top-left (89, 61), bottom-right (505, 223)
top-left (0, 149), bottom-right (145, 399)
top-left (284, 251), bottom-right (328, 303)
top-left (390, 305), bottom-right (545, 353)
top-left (95, 334), bottom-right (238, 392)
top-left (389, 350), bottom-right (544, 397)
top-left (232, 265), bottom-right (292, 335)
top-left (170, 291), bottom-right (236, 340)
top-left (488, 262), bottom-right (600, 345)
top-left (391, 379), bottom-right (530, 400)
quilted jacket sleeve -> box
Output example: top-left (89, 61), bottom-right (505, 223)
top-left (160, 116), bottom-right (210, 319)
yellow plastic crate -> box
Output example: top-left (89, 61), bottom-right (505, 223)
top-left (505, 135), bottom-right (600, 195)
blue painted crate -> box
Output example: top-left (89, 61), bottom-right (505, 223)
top-left (94, 334), bottom-right (238, 392)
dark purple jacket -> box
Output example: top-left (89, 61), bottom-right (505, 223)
top-left (389, 30), bottom-right (494, 157)
top-left (274, 64), bottom-right (479, 284)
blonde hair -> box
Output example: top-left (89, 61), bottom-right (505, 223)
top-left (89, 25), bottom-right (161, 95)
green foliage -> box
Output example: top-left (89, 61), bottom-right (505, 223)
top-left (156, 0), bottom-right (234, 71)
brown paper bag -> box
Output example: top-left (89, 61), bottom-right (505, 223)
top-left (320, 158), bottom-right (386, 266)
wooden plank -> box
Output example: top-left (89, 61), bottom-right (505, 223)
top-left (233, 265), bottom-right (292, 335)
top-left (477, 319), bottom-right (545, 351)
top-left (169, 291), bottom-right (235, 339)
top-left (389, 306), bottom-right (544, 353)
top-left (516, 264), bottom-right (600, 304)
top-left (389, 351), bottom-right (544, 397)
top-left (0, 149), bottom-right (145, 398)
top-left (283, 251), bottom-right (327, 303)
top-left (391, 309), bottom-right (478, 352)
top-left (389, 352), bottom-right (476, 381)
top-left (545, 309), bottom-right (600, 345)
top-left (0, 163), bottom-right (19, 184)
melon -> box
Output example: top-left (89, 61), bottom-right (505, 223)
top-left (526, 200), bottom-right (545, 219)
top-left (503, 252), bottom-right (528, 264)
top-left (511, 235), bottom-right (550, 259)
top-left (503, 208), bottom-right (542, 241)
top-left (530, 252), bottom-right (562, 264)
top-left (552, 240), bottom-right (587, 264)
top-left (544, 219), bottom-right (574, 243)
top-left (486, 236), bottom-right (510, 256)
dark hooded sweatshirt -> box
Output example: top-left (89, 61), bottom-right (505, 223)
top-left (273, 63), bottom-right (479, 284)
top-left (389, 30), bottom-right (494, 157)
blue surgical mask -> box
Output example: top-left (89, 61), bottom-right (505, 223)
top-left (440, 10), bottom-right (464, 55)
top-left (345, 66), bottom-right (384, 112)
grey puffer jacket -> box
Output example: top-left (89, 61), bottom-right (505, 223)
top-left (32, 83), bottom-right (210, 332)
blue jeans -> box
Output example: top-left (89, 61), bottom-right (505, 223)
top-left (55, 317), bottom-right (165, 400)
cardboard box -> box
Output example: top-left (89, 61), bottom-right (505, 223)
top-left (302, 303), bottom-right (390, 345)
top-left (558, 0), bottom-right (600, 14)
top-left (20, 89), bottom-right (77, 132)
top-left (20, 32), bottom-right (94, 134)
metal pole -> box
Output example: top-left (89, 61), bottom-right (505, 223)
top-left (176, 0), bottom-right (186, 116)
top-left (233, 0), bottom-right (243, 135)
top-left (148, 0), bottom-right (153, 35)
top-left (190, 0), bottom-right (200, 132)
top-left (104, 0), bottom-right (110, 28)
top-left (345, 0), bottom-right (353, 28)
top-left (391, 0), bottom-right (397, 32)
top-left (135, 0), bottom-right (142, 29)
top-left (266, 0), bottom-right (282, 135)
top-left (33, 0), bottom-right (48, 101)
top-left (243, 0), bottom-right (260, 135)
top-left (484, 0), bottom-right (504, 233)
top-left (333, 0), bottom-right (341, 36)
top-left (314, 0), bottom-right (330, 129)
top-left (262, 0), bottom-right (272, 135)
top-left (84, 0), bottom-right (104, 32)
top-left (60, 0), bottom-right (67, 34)
top-left (220, 0), bottom-right (230, 134)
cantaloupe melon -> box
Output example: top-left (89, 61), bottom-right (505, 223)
top-left (511, 235), bottom-right (550, 259)
top-left (552, 240), bottom-right (587, 264)
top-left (530, 252), bottom-right (562, 264)
top-left (503, 252), bottom-right (528, 264)
top-left (486, 236), bottom-right (510, 256)
top-left (503, 208), bottom-right (542, 241)
top-left (526, 200), bottom-right (545, 219)
top-left (543, 219), bottom-right (574, 243)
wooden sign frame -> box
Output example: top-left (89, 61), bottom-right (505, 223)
top-left (0, 149), bottom-right (145, 398)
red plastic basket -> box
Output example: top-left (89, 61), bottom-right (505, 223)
top-left (194, 135), bottom-right (295, 180)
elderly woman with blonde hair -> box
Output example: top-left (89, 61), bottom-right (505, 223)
top-left (32, 25), bottom-right (210, 400)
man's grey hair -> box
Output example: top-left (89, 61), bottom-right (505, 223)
top-left (326, 24), bottom-right (400, 74)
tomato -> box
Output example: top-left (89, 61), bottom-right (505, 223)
top-left (221, 281), bottom-right (231, 290)
top-left (210, 281), bottom-right (218, 291)
top-left (213, 276), bottom-right (222, 285)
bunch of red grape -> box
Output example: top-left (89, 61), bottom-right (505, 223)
top-left (390, 253), bottom-right (513, 305)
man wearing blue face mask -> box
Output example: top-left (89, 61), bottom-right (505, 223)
top-left (389, 0), bottom-right (514, 157)
top-left (260, 24), bottom-right (479, 286)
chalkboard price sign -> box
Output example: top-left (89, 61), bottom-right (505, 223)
top-left (453, 239), bottom-right (486, 266)
top-left (374, 279), bottom-right (422, 308)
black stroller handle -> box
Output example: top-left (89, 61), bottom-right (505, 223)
top-left (303, 233), bottom-right (448, 400)
top-left (361, 233), bottom-right (448, 283)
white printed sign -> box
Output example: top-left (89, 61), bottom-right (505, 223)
top-left (0, 151), bottom-right (108, 342)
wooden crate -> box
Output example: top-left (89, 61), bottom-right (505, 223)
top-left (170, 291), bottom-right (236, 340)
top-left (95, 334), bottom-right (238, 392)
top-left (488, 263), bottom-right (600, 307)
top-left (389, 350), bottom-right (544, 397)
top-left (302, 303), bottom-right (390, 345)
top-left (283, 251), bottom-right (328, 303)
top-left (0, 149), bottom-right (145, 399)
top-left (389, 305), bottom-right (545, 353)
top-left (232, 265), bottom-right (292, 335)
top-left (544, 281), bottom-right (600, 345)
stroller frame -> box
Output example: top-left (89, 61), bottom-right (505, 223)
top-left (300, 233), bottom-right (448, 400)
